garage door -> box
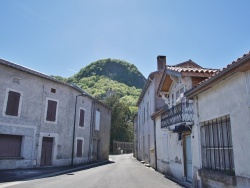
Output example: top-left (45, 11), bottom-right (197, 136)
top-left (0, 134), bottom-right (22, 157)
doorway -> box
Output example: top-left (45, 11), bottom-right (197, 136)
top-left (41, 137), bottom-right (53, 166)
top-left (184, 135), bottom-right (192, 182)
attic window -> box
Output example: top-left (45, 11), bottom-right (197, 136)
top-left (51, 88), bottom-right (56, 93)
top-left (13, 77), bottom-right (20, 84)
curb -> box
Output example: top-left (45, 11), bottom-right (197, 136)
top-left (0, 160), bottom-right (109, 188)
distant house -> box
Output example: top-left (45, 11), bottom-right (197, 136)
top-left (0, 58), bottom-right (111, 169)
top-left (151, 59), bottom-right (217, 184)
top-left (185, 52), bottom-right (250, 187)
top-left (135, 56), bottom-right (166, 168)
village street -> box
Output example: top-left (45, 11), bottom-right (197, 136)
top-left (1, 154), bottom-right (182, 188)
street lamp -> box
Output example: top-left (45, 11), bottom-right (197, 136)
top-left (71, 93), bottom-right (87, 166)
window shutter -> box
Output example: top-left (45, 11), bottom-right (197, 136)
top-left (46, 100), bottom-right (57, 121)
top-left (0, 134), bottom-right (22, 157)
top-left (79, 109), bottom-right (85, 127)
top-left (77, 140), bottom-right (83, 157)
top-left (6, 91), bottom-right (20, 116)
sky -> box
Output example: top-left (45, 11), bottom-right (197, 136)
top-left (0, 0), bottom-right (250, 78)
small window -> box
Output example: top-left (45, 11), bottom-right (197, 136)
top-left (176, 91), bottom-right (180, 99)
top-left (79, 109), bottom-right (85, 127)
top-left (6, 91), bottom-right (21, 116)
top-left (46, 99), bottom-right (58, 122)
top-left (76, 139), bottom-right (83, 157)
top-left (51, 88), bottom-right (56, 93)
top-left (171, 93), bottom-right (175, 106)
top-left (146, 102), bottom-right (150, 119)
top-left (95, 110), bottom-right (100, 130)
top-left (180, 87), bottom-right (184, 94)
top-left (0, 134), bottom-right (22, 157)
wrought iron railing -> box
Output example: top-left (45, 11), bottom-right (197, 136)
top-left (161, 101), bottom-right (194, 128)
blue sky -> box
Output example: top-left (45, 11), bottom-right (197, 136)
top-left (0, 0), bottom-right (250, 78)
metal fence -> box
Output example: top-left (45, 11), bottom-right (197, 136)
top-left (161, 101), bottom-right (194, 128)
top-left (113, 141), bottom-right (133, 154)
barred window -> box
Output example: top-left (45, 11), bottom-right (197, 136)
top-left (201, 115), bottom-right (234, 175)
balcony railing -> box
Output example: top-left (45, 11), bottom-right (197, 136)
top-left (161, 101), bottom-right (194, 128)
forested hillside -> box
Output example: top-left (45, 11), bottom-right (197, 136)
top-left (68, 58), bottom-right (146, 89)
top-left (52, 59), bottom-right (146, 147)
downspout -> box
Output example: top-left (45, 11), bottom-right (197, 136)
top-left (71, 93), bottom-right (86, 166)
top-left (153, 117), bottom-right (158, 171)
top-left (88, 99), bottom-right (95, 161)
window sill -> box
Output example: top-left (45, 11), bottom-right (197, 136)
top-left (0, 157), bottom-right (24, 160)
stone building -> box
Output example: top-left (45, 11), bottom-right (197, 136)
top-left (0, 58), bottom-right (111, 169)
top-left (135, 56), bottom-right (166, 168)
top-left (185, 52), bottom-right (250, 187)
top-left (152, 59), bottom-right (217, 185)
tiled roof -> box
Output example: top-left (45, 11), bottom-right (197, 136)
top-left (167, 66), bottom-right (218, 74)
top-left (185, 51), bottom-right (250, 97)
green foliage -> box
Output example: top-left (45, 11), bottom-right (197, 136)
top-left (104, 95), bottom-right (134, 152)
top-left (68, 58), bottom-right (146, 89)
top-left (52, 58), bottom-right (144, 148)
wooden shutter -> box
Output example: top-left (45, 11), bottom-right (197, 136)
top-left (79, 109), bottom-right (85, 127)
top-left (77, 140), bottom-right (83, 157)
top-left (46, 100), bottom-right (57, 121)
top-left (6, 91), bottom-right (20, 116)
top-left (0, 134), bottom-right (22, 157)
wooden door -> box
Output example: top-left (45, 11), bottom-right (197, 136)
top-left (184, 135), bottom-right (192, 182)
top-left (41, 137), bottom-right (53, 166)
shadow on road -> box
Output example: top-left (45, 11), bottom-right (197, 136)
top-left (0, 160), bottom-right (115, 183)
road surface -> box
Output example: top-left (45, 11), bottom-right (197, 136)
top-left (2, 154), bottom-right (182, 188)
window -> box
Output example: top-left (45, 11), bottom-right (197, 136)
top-left (176, 91), bottom-right (180, 100)
top-left (5, 90), bottom-right (21, 116)
top-left (79, 109), bottom-right (85, 127)
top-left (51, 88), bottom-right (56, 93)
top-left (201, 115), bottom-right (234, 175)
top-left (171, 93), bottom-right (174, 106)
top-left (76, 139), bottom-right (83, 157)
top-left (95, 110), bottom-right (100, 130)
top-left (146, 102), bottom-right (150, 119)
top-left (180, 87), bottom-right (185, 94)
top-left (0, 134), bottom-right (22, 157)
top-left (45, 98), bottom-right (58, 123)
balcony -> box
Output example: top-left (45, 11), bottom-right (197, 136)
top-left (161, 101), bottom-right (194, 128)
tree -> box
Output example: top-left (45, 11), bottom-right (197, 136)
top-left (104, 95), bottom-right (133, 152)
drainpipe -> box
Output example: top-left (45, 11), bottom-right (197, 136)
top-left (71, 93), bottom-right (86, 166)
top-left (153, 117), bottom-right (158, 171)
top-left (88, 99), bottom-right (95, 161)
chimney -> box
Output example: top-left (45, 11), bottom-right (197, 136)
top-left (157, 55), bottom-right (166, 70)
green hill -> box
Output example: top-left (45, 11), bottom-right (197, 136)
top-left (52, 59), bottom-right (145, 144)
top-left (52, 58), bottom-right (146, 108)
top-left (68, 58), bottom-right (146, 89)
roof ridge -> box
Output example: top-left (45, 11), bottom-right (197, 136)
top-left (185, 51), bottom-right (250, 97)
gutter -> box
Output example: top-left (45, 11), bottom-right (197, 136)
top-left (185, 53), bottom-right (250, 98)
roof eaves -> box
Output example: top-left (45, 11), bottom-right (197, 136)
top-left (185, 51), bottom-right (250, 98)
top-left (136, 70), bottom-right (163, 106)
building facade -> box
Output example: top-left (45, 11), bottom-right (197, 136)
top-left (186, 52), bottom-right (250, 188)
top-left (0, 58), bottom-right (111, 169)
top-left (135, 56), bottom-right (166, 168)
top-left (152, 60), bottom-right (217, 184)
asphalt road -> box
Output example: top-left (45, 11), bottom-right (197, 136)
top-left (2, 154), bottom-right (183, 188)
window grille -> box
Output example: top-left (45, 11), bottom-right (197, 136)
top-left (201, 115), bottom-right (234, 175)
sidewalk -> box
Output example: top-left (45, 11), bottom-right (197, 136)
top-left (0, 160), bottom-right (111, 184)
